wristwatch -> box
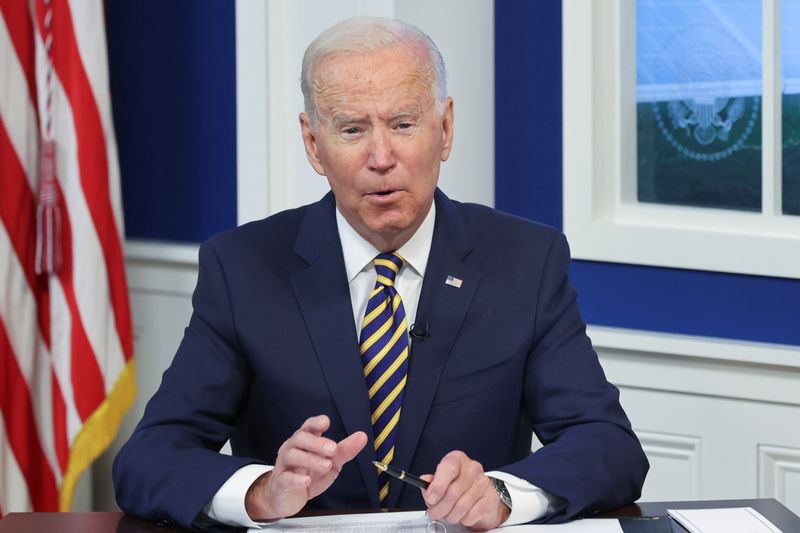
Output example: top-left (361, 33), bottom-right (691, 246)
top-left (490, 477), bottom-right (512, 511)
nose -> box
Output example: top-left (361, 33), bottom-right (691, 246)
top-left (366, 128), bottom-right (397, 173)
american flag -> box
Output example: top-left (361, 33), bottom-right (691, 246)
top-left (0, 0), bottom-right (134, 513)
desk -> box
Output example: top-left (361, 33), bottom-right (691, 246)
top-left (1, 499), bottom-right (798, 532)
top-left (601, 498), bottom-right (800, 530)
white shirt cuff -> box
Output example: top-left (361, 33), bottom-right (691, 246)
top-left (485, 471), bottom-right (557, 526)
top-left (203, 464), bottom-right (274, 528)
top-left (203, 466), bottom-right (554, 527)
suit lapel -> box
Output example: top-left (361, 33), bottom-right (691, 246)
top-left (290, 194), bottom-right (379, 508)
top-left (389, 191), bottom-right (480, 507)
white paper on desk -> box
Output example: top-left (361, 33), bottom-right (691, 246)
top-left (500, 518), bottom-right (622, 532)
top-left (249, 511), bottom-right (623, 532)
top-left (667, 507), bottom-right (783, 533)
top-left (250, 511), bottom-right (457, 532)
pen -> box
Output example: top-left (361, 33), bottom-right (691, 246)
top-left (373, 461), bottom-right (430, 490)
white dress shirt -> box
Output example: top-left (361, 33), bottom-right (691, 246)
top-left (205, 203), bottom-right (556, 527)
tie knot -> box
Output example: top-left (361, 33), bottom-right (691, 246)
top-left (373, 253), bottom-right (404, 287)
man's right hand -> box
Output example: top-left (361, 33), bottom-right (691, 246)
top-left (244, 415), bottom-right (367, 521)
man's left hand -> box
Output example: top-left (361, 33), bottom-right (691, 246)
top-left (421, 450), bottom-right (511, 531)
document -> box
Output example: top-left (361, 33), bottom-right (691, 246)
top-left (250, 510), bottom-right (624, 532)
top-left (667, 507), bottom-right (783, 533)
top-left (503, 518), bottom-right (623, 532)
top-left (250, 511), bottom-right (455, 532)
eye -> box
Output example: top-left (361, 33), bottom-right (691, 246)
top-left (342, 127), bottom-right (361, 135)
top-left (395, 122), bottom-right (413, 130)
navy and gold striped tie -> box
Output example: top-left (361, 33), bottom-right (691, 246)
top-left (360, 252), bottom-right (409, 504)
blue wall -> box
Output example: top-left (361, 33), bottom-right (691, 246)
top-left (494, 1), bottom-right (800, 346)
top-left (106, 1), bottom-right (237, 243)
top-left (107, 1), bottom-right (799, 346)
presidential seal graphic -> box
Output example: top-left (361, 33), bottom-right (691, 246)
top-left (650, 24), bottom-right (760, 162)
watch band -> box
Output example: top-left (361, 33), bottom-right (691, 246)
top-left (490, 477), bottom-right (512, 510)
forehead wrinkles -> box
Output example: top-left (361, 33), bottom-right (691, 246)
top-left (314, 73), bottom-right (432, 110)
top-left (311, 48), bottom-right (436, 111)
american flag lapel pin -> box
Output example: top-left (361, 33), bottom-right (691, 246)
top-left (445, 275), bottom-right (463, 288)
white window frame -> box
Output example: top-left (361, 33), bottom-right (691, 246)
top-left (563, 0), bottom-right (800, 280)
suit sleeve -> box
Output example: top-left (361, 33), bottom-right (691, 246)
top-left (500, 232), bottom-right (649, 522)
top-left (113, 240), bottom-right (264, 531)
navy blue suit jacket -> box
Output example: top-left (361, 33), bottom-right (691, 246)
top-left (113, 190), bottom-right (648, 530)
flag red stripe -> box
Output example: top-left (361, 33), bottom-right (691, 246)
top-left (35, 0), bottom-right (133, 361)
top-left (0, 117), bottom-right (51, 349)
top-left (1, 112), bottom-right (69, 480)
top-left (2, 1), bottom-right (134, 512)
top-left (0, 0), bottom-right (40, 127)
top-left (0, 320), bottom-right (59, 511)
top-left (53, 179), bottom-right (106, 422)
top-left (1, 115), bottom-right (104, 422)
top-left (0, 116), bottom-right (37, 289)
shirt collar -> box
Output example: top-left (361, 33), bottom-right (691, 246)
top-left (336, 201), bottom-right (435, 283)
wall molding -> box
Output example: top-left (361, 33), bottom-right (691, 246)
top-left (638, 431), bottom-right (702, 499)
top-left (120, 244), bottom-right (800, 376)
top-left (125, 240), bottom-right (199, 296)
top-left (759, 445), bottom-right (800, 502)
top-left (125, 239), bottom-right (199, 265)
top-left (589, 325), bottom-right (800, 370)
top-left (591, 325), bottom-right (800, 407)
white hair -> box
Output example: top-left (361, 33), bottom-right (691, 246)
top-left (301, 17), bottom-right (447, 124)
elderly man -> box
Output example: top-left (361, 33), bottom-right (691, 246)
top-left (113, 17), bottom-right (648, 531)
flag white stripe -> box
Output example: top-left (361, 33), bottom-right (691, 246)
top-left (0, 223), bottom-right (63, 486)
top-left (1, 7), bottom-right (67, 499)
top-left (54, 85), bottom-right (127, 393)
top-left (26, 343), bottom-right (62, 486)
top-left (1, 1), bottom-right (133, 511)
top-left (0, 13), bottom-right (39, 192)
top-left (0, 35), bottom-right (86, 436)
top-left (48, 276), bottom-right (83, 444)
top-left (0, 413), bottom-right (34, 513)
top-left (33, 1), bottom-right (48, 137)
top-left (26, 3), bottom-right (83, 431)
top-left (33, 28), bottom-right (127, 392)
top-left (66, 0), bottom-right (125, 234)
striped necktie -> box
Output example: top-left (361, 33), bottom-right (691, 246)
top-left (360, 252), bottom-right (410, 504)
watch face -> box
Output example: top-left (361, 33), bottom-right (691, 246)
top-left (491, 478), bottom-right (512, 509)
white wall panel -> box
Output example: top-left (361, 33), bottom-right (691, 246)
top-left (594, 326), bottom-right (800, 515)
top-left (637, 431), bottom-right (701, 501)
top-left (236, 0), bottom-right (494, 224)
top-left (93, 243), bottom-right (198, 511)
top-left (395, 0), bottom-right (494, 206)
top-left (759, 445), bottom-right (800, 515)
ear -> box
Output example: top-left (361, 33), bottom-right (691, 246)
top-left (299, 112), bottom-right (327, 176)
top-left (439, 97), bottom-right (455, 162)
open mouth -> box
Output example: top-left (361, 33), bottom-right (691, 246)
top-left (365, 190), bottom-right (403, 204)
top-left (367, 189), bottom-right (400, 197)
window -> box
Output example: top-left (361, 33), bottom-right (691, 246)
top-left (563, 0), bottom-right (800, 279)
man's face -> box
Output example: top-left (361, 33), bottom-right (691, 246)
top-left (300, 44), bottom-right (454, 252)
